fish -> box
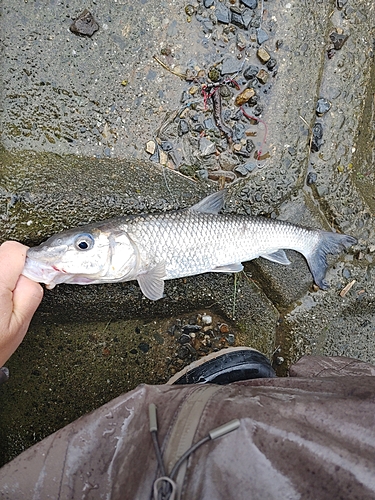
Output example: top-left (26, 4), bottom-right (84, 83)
top-left (22, 190), bottom-right (357, 301)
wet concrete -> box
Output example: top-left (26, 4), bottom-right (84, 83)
top-left (0, 0), bottom-right (374, 466)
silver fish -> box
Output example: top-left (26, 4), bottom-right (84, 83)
top-left (22, 191), bottom-right (357, 300)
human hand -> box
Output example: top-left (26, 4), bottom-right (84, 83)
top-left (0, 241), bottom-right (43, 366)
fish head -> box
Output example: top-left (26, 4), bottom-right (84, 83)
top-left (23, 223), bottom-right (139, 288)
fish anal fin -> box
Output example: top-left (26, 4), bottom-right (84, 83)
top-left (212, 263), bottom-right (243, 273)
top-left (137, 262), bottom-right (166, 300)
top-left (190, 190), bottom-right (226, 214)
top-left (260, 250), bottom-right (291, 265)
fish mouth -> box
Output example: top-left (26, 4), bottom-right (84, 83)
top-left (22, 257), bottom-right (68, 289)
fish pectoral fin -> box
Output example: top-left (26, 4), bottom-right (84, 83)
top-left (212, 263), bottom-right (243, 273)
top-left (137, 262), bottom-right (166, 301)
top-left (260, 250), bottom-right (291, 265)
top-left (190, 190), bottom-right (226, 214)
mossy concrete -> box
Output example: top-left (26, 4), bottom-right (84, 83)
top-left (0, 0), bottom-right (374, 466)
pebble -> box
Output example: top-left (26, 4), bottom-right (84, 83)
top-left (146, 140), bottom-right (156, 154)
top-left (204, 0), bottom-right (215, 7)
top-left (311, 123), bottom-right (323, 152)
top-left (329, 31), bottom-right (348, 50)
top-left (243, 65), bottom-right (259, 80)
top-left (160, 141), bottom-right (173, 151)
top-left (235, 162), bottom-right (257, 176)
top-left (199, 137), bottom-right (216, 156)
top-left (178, 333), bottom-right (191, 344)
top-left (257, 28), bottom-right (269, 45)
top-left (201, 314), bottom-right (212, 325)
top-left (240, 0), bottom-right (257, 8)
top-left (235, 88), bottom-right (255, 106)
top-left (70, 9), bottom-right (99, 37)
top-left (178, 119), bottom-right (190, 135)
top-left (257, 47), bottom-right (271, 64)
top-left (275, 356), bottom-right (284, 365)
top-left (316, 98), bottom-right (331, 116)
top-left (306, 171), bottom-right (317, 185)
top-left (226, 334), bottom-right (235, 345)
top-left (256, 69), bottom-right (269, 84)
top-left (214, 2), bottom-right (231, 24)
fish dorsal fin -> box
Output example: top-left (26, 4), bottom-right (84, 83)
top-left (137, 261), bottom-right (166, 300)
top-left (260, 250), bottom-right (291, 265)
top-left (212, 263), bottom-right (244, 273)
top-left (190, 190), bottom-right (226, 214)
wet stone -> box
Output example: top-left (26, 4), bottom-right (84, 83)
top-left (243, 65), bottom-right (259, 80)
top-left (316, 98), bottom-right (332, 116)
top-left (203, 0), bottom-right (215, 8)
top-left (240, 0), bottom-right (257, 8)
top-left (233, 122), bottom-right (246, 141)
top-left (160, 141), bottom-right (173, 151)
top-left (214, 2), bottom-right (231, 24)
top-left (231, 8), bottom-right (247, 29)
top-left (257, 28), bottom-right (269, 45)
top-left (266, 57), bottom-right (277, 70)
top-left (311, 123), bottom-right (323, 152)
top-left (70, 9), bottom-right (99, 37)
top-left (204, 117), bottom-right (216, 130)
top-left (330, 31), bottom-right (349, 50)
top-left (178, 333), bottom-right (191, 344)
top-left (235, 88), bottom-right (255, 106)
top-left (256, 69), bottom-right (269, 84)
top-left (138, 342), bottom-right (150, 354)
top-left (257, 47), bottom-right (271, 64)
top-left (306, 171), bottom-right (317, 185)
top-left (178, 119), bottom-right (189, 136)
top-left (199, 137), bottom-right (216, 156)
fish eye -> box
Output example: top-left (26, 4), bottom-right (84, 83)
top-left (74, 233), bottom-right (95, 251)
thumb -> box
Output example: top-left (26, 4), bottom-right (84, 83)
top-left (12, 275), bottom-right (44, 330)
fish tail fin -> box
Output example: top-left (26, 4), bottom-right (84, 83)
top-left (305, 232), bottom-right (357, 290)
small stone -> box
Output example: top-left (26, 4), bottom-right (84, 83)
top-left (316, 98), bottom-right (331, 116)
top-left (236, 32), bottom-right (247, 51)
top-left (342, 268), bottom-right (351, 279)
top-left (231, 8), bottom-right (246, 29)
top-left (178, 119), bottom-right (190, 136)
top-left (266, 57), bottom-right (277, 70)
top-left (204, 0), bottom-right (215, 7)
top-left (201, 314), bottom-right (212, 325)
top-left (311, 123), bottom-right (323, 152)
top-left (306, 171), bottom-right (317, 185)
top-left (138, 342), bottom-right (150, 354)
top-left (70, 9), bottom-right (99, 37)
top-left (208, 170), bottom-right (236, 182)
top-left (159, 149), bottom-right (168, 165)
top-left (199, 137), bottom-right (216, 156)
top-left (243, 65), bottom-right (259, 80)
top-left (256, 69), bottom-right (269, 84)
top-left (226, 334), bottom-right (235, 345)
top-left (235, 162), bottom-right (257, 175)
top-left (219, 323), bottom-right (229, 334)
top-left (235, 88), bottom-right (255, 106)
top-left (215, 2), bottom-right (231, 24)
top-left (189, 85), bottom-right (200, 95)
top-left (329, 31), bottom-right (348, 50)
top-left (240, 0), bottom-right (257, 8)
top-left (178, 333), bottom-right (191, 344)
top-left (257, 47), bottom-right (271, 64)
top-left (146, 140), bottom-right (156, 155)
top-left (275, 356), bottom-right (284, 365)
top-left (160, 141), bottom-right (173, 152)
top-left (257, 28), bottom-right (269, 45)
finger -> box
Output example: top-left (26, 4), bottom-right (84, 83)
top-left (0, 241), bottom-right (28, 292)
top-left (12, 275), bottom-right (44, 329)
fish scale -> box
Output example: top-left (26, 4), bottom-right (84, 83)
top-left (22, 190), bottom-right (357, 300)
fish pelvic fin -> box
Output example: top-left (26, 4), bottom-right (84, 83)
top-left (137, 261), bottom-right (166, 300)
top-left (306, 232), bottom-right (357, 290)
top-left (260, 249), bottom-right (291, 265)
top-left (212, 263), bottom-right (244, 273)
top-left (190, 190), bottom-right (226, 214)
